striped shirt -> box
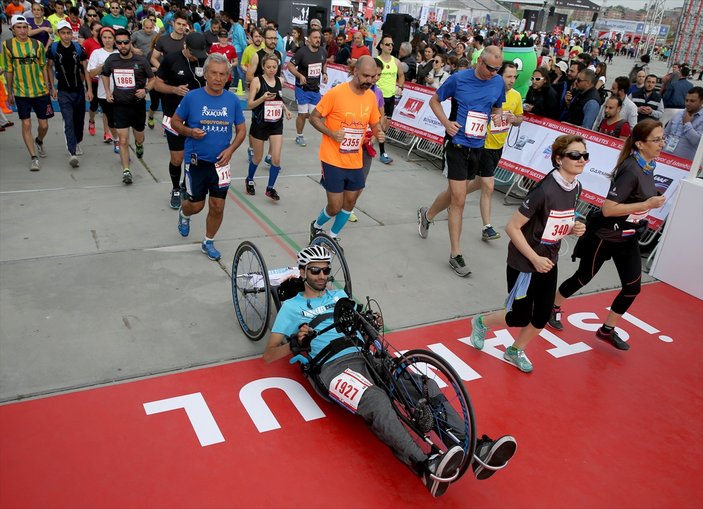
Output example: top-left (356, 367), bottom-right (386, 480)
top-left (3, 38), bottom-right (49, 98)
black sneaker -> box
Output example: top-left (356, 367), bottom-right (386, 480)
top-left (265, 187), bottom-right (280, 201)
top-left (423, 445), bottom-right (464, 497)
top-left (547, 308), bottom-right (564, 331)
top-left (596, 327), bottom-right (630, 350)
top-left (169, 189), bottom-right (181, 210)
top-left (309, 220), bottom-right (324, 243)
top-left (245, 180), bottom-right (255, 195)
top-left (472, 434), bottom-right (517, 480)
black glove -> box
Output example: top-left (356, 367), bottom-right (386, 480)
top-left (288, 332), bottom-right (312, 355)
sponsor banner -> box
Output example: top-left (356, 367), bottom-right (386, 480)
top-left (389, 82), bottom-right (451, 144)
top-left (282, 56), bottom-right (351, 94)
top-left (499, 114), bottom-right (692, 229)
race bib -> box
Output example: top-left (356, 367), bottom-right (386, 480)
top-left (161, 115), bottom-right (178, 135)
top-left (263, 100), bottom-right (283, 122)
top-left (307, 62), bottom-right (322, 78)
top-left (113, 68), bottom-right (136, 89)
top-left (489, 113), bottom-right (510, 133)
top-left (328, 368), bottom-right (372, 413)
top-left (464, 111), bottom-right (488, 139)
top-left (541, 209), bottom-right (575, 244)
top-left (339, 127), bottom-right (364, 154)
top-left (215, 163), bottom-right (231, 187)
top-left (625, 209), bottom-right (650, 224)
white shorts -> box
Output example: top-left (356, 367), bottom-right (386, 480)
top-left (297, 102), bottom-right (316, 114)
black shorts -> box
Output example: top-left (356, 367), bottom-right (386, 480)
top-left (249, 120), bottom-right (283, 141)
top-left (113, 100), bottom-right (146, 131)
top-left (383, 96), bottom-right (396, 117)
top-left (98, 98), bottom-right (114, 128)
top-left (477, 147), bottom-right (503, 178)
top-left (166, 130), bottom-right (185, 151)
top-left (443, 140), bottom-right (482, 181)
top-left (184, 159), bottom-right (229, 202)
top-left (15, 95), bottom-right (54, 120)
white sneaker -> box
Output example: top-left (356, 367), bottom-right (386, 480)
top-left (69, 155), bottom-right (80, 168)
top-left (75, 144), bottom-right (83, 156)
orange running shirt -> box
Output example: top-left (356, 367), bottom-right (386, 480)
top-left (315, 82), bottom-right (381, 169)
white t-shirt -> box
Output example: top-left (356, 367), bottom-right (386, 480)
top-left (87, 48), bottom-right (118, 99)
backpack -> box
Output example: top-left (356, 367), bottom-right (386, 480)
top-left (612, 119), bottom-right (627, 138)
top-left (3, 37), bottom-right (41, 64)
top-left (48, 41), bottom-right (84, 79)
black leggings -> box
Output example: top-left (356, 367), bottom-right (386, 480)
top-left (559, 234), bottom-right (642, 315)
top-left (89, 81), bottom-right (99, 113)
top-left (505, 265), bottom-right (558, 330)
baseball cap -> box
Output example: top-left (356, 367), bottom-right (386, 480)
top-left (185, 32), bottom-right (208, 59)
top-left (11, 15), bottom-right (28, 27)
top-left (310, 18), bottom-right (322, 27)
top-left (556, 61), bottom-right (568, 73)
top-left (56, 20), bottom-right (72, 32)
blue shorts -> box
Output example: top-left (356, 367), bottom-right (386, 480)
top-left (184, 159), bottom-right (229, 202)
top-left (15, 94), bottom-right (54, 121)
top-left (320, 162), bottom-right (365, 193)
top-left (295, 87), bottom-right (321, 106)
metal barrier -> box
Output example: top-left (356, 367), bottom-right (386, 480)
top-left (385, 126), bottom-right (416, 149)
top-left (494, 166), bottom-right (516, 186)
top-left (409, 137), bottom-right (445, 162)
top-left (503, 175), bottom-right (537, 204)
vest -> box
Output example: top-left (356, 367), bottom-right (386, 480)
top-left (565, 87), bottom-right (601, 126)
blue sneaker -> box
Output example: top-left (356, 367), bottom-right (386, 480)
top-left (470, 315), bottom-right (487, 350)
top-left (264, 154), bottom-right (272, 165)
top-left (247, 146), bottom-right (253, 163)
top-left (201, 240), bottom-right (221, 261)
top-left (113, 140), bottom-right (120, 154)
top-left (295, 135), bottom-right (307, 147)
top-left (380, 152), bottom-right (393, 164)
top-left (177, 207), bottom-right (190, 237)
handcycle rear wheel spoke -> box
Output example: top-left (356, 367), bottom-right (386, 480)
top-left (231, 241), bottom-right (271, 341)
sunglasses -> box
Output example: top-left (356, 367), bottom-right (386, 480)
top-left (531, 76), bottom-right (544, 81)
top-left (307, 266), bottom-right (332, 276)
top-left (483, 61), bottom-right (500, 72)
top-left (115, 40), bottom-right (130, 45)
top-left (87, 13), bottom-right (97, 16)
top-left (564, 151), bottom-right (590, 161)
top-left (384, 42), bottom-right (393, 46)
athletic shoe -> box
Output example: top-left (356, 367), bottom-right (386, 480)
top-left (348, 212), bottom-right (358, 222)
top-left (35, 138), bottom-right (46, 158)
top-left (417, 206), bottom-right (431, 239)
top-left (265, 187), bottom-right (280, 201)
top-left (88, 121), bottom-right (96, 136)
top-left (309, 220), bottom-right (324, 243)
top-left (295, 135), bottom-right (307, 147)
top-left (103, 132), bottom-right (112, 143)
top-left (379, 152), bottom-right (393, 164)
top-left (30, 157), bottom-right (40, 171)
top-left (135, 143), bottom-right (144, 159)
top-left (169, 189), bottom-right (181, 210)
top-left (201, 240), bottom-right (221, 261)
top-left (247, 146), bottom-right (253, 163)
top-left (122, 169), bottom-right (133, 184)
top-left (177, 207), bottom-right (190, 237)
top-left (503, 347), bottom-right (533, 373)
top-left (264, 154), bottom-right (272, 165)
top-left (75, 144), bottom-right (83, 156)
top-left (69, 155), bottom-right (80, 168)
top-left (0, 121), bottom-right (14, 128)
top-left (423, 445), bottom-right (464, 497)
top-left (245, 180), bottom-right (255, 195)
top-left (113, 140), bottom-right (120, 154)
top-left (0, 126), bottom-right (4, 132)
top-left (596, 327), bottom-right (630, 350)
top-left (482, 225), bottom-right (501, 241)
top-left (470, 315), bottom-right (487, 350)
top-left (547, 308), bottom-right (564, 331)
top-left (147, 116), bottom-right (155, 129)
top-left (472, 435), bottom-right (517, 480)
top-left (449, 254), bottom-right (472, 277)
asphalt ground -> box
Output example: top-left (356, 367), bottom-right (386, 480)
top-left (0, 50), bottom-right (682, 403)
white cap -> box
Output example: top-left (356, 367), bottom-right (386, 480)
top-left (56, 20), bottom-right (73, 32)
top-left (556, 61), bottom-right (568, 73)
top-left (11, 15), bottom-right (28, 27)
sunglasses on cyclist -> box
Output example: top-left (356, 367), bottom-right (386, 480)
top-left (564, 151), bottom-right (590, 161)
top-left (306, 266), bottom-right (332, 276)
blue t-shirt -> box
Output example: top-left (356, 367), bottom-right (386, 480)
top-left (435, 69), bottom-right (506, 148)
top-left (272, 289), bottom-right (358, 364)
top-left (175, 88), bottom-right (245, 164)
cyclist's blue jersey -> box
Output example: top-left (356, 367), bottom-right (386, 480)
top-left (272, 289), bottom-right (358, 364)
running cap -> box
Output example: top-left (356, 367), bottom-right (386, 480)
top-left (56, 20), bottom-right (73, 32)
top-left (11, 15), bottom-right (28, 27)
top-left (185, 32), bottom-right (208, 59)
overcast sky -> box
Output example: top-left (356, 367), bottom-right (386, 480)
top-left (598, 0), bottom-right (685, 8)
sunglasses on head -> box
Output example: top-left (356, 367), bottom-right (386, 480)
top-left (564, 151), bottom-right (589, 161)
top-left (307, 266), bottom-right (331, 275)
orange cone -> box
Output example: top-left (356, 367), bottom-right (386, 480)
top-left (0, 80), bottom-right (11, 114)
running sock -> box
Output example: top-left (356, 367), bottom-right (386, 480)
top-left (331, 209), bottom-right (352, 236)
top-left (267, 165), bottom-right (280, 189)
top-left (477, 315), bottom-right (487, 329)
top-left (379, 141), bottom-right (386, 154)
top-left (600, 325), bottom-right (614, 335)
top-left (35, 137), bottom-right (43, 146)
top-left (315, 208), bottom-right (333, 228)
top-left (247, 161), bottom-right (258, 181)
top-left (204, 236), bottom-right (213, 242)
top-left (168, 163), bottom-right (181, 189)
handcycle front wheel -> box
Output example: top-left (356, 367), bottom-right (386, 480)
top-left (310, 232), bottom-right (352, 297)
top-left (389, 349), bottom-right (476, 481)
top-left (231, 241), bottom-right (271, 341)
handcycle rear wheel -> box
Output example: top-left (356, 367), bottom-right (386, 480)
top-left (310, 232), bottom-right (352, 297)
top-left (389, 349), bottom-right (476, 480)
top-left (231, 241), bottom-right (271, 341)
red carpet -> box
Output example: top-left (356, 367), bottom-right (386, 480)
top-left (1, 282), bottom-right (701, 508)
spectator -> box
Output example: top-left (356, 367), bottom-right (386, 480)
top-left (628, 54), bottom-right (650, 84)
top-left (563, 69), bottom-right (601, 128)
top-left (593, 76), bottom-right (638, 131)
top-left (663, 66), bottom-right (693, 108)
top-left (631, 74), bottom-right (664, 123)
top-left (559, 60), bottom-right (585, 116)
top-left (398, 41), bottom-right (417, 82)
top-left (660, 62), bottom-right (680, 97)
top-left (663, 87), bottom-right (703, 160)
top-left (425, 53), bottom-right (449, 89)
top-left (321, 27), bottom-right (337, 62)
top-left (415, 45), bottom-right (436, 86)
top-left (334, 33), bottom-right (351, 65)
top-left (594, 61), bottom-right (607, 93)
top-left (596, 96), bottom-right (631, 140)
top-left (524, 67), bottom-right (559, 120)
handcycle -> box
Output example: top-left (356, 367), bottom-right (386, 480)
top-left (231, 235), bottom-right (480, 482)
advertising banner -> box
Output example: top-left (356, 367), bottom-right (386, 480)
top-left (389, 82), bottom-right (451, 144)
top-left (499, 114), bottom-right (692, 229)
